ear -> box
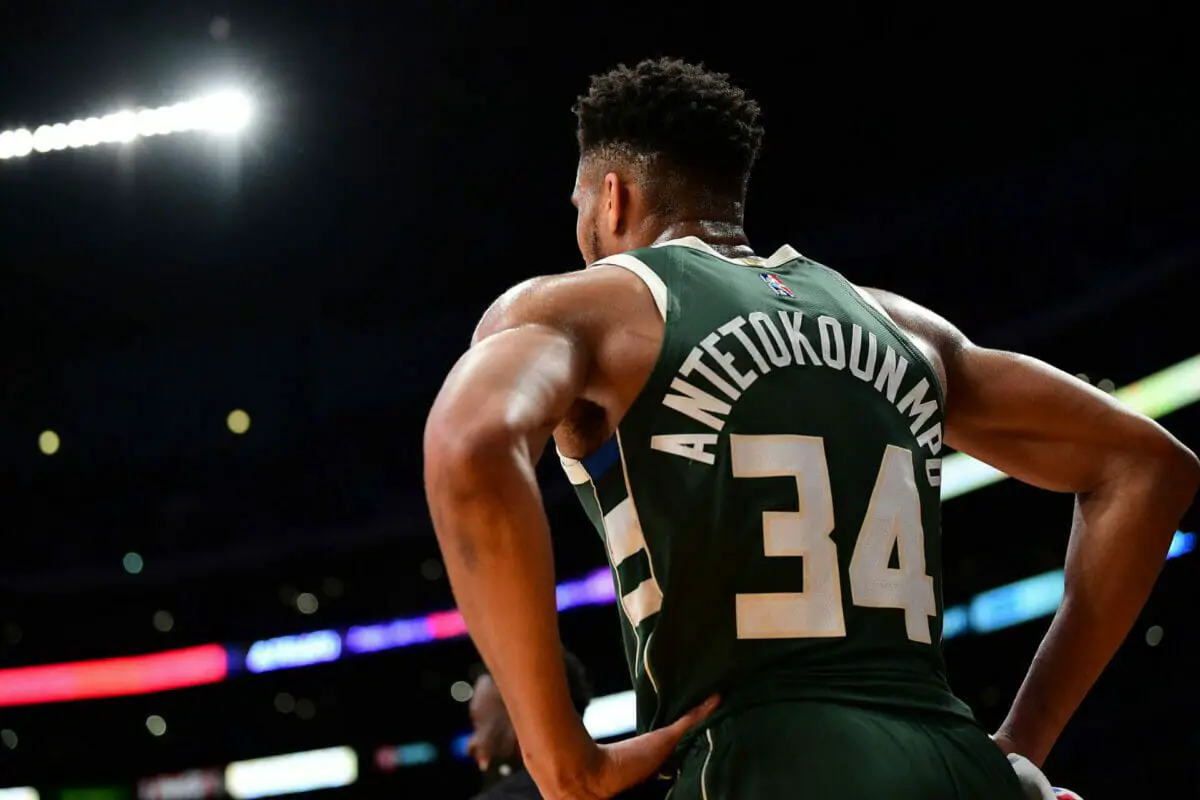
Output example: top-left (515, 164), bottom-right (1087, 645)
top-left (602, 171), bottom-right (624, 235)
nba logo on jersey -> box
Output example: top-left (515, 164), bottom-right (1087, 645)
top-left (760, 272), bottom-right (795, 297)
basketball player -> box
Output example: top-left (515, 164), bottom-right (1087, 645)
top-left (424, 58), bottom-right (1199, 799)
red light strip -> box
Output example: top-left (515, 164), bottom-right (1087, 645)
top-left (0, 644), bottom-right (228, 707)
top-left (425, 610), bottom-right (468, 639)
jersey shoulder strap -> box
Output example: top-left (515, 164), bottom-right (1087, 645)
top-left (589, 236), bottom-right (808, 323)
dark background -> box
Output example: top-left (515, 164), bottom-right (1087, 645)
top-left (0, 2), bottom-right (1197, 797)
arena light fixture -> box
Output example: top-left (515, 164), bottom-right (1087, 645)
top-left (0, 790), bottom-right (38, 800)
top-left (0, 644), bottom-right (227, 707)
top-left (942, 353), bottom-right (1200, 500)
top-left (0, 90), bottom-right (253, 161)
top-left (225, 746), bottom-right (358, 799)
top-left (0, 533), bottom-right (1189, 709)
top-left (0, 356), bottom-right (1193, 709)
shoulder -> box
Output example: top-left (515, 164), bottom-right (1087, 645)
top-left (858, 286), bottom-right (969, 357)
top-left (855, 286), bottom-right (974, 399)
top-left (472, 265), bottom-right (660, 346)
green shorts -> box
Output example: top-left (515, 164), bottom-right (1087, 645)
top-left (670, 701), bottom-right (1025, 800)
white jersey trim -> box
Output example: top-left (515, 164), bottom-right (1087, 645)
top-left (653, 235), bottom-right (803, 269)
top-left (557, 449), bottom-right (592, 485)
top-left (590, 253), bottom-right (668, 322)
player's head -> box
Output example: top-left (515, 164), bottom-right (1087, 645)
top-left (465, 650), bottom-right (593, 781)
top-left (572, 57), bottom-right (764, 264)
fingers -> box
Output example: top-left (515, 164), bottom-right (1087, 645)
top-left (601, 696), bottom-right (720, 794)
top-left (649, 695), bottom-right (720, 754)
top-left (630, 696), bottom-right (722, 770)
top-left (667, 694), bottom-right (720, 736)
top-left (587, 696), bottom-right (722, 798)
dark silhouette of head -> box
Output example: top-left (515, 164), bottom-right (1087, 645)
top-left (572, 57), bottom-right (765, 264)
top-left (465, 650), bottom-right (593, 787)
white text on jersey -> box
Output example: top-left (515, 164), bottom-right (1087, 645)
top-left (649, 311), bottom-right (944, 487)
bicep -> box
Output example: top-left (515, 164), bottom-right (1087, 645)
top-left (425, 324), bottom-right (590, 462)
top-left (944, 345), bottom-right (1181, 493)
top-left (429, 266), bottom-right (656, 468)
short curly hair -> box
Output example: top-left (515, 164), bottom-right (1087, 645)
top-left (573, 57), bottom-right (764, 202)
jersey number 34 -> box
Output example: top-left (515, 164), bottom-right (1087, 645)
top-left (731, 434), bottom-right (936, 644)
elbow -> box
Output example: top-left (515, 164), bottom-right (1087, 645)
top-left (1090, 433), bottom-right (1200, 517)
top-left (1172, 441), bottom-right (1200, 500)
top-left (1126, 436), bottom-right (1200, 513)
top-left (423, 409), bottom-right (521, 495)
top-left (1156, 436), bottom-right (1200, 497)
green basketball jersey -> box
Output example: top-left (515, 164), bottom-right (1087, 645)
top-left (559, 236), bottom-right (976, 733)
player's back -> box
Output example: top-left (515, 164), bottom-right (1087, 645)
top-left (560, 236), bottom-right (975, 733)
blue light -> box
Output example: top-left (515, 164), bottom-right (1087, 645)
top-left (395, 742), bottom-right (438, 766)
top-left (555, 568), bottom-right (616, 611)
top-left (942, 605), bottom-right (969, 640)
top-left (337, 569), bottom-right (616, 658)
top-left (237, 532), bottom-right (1195, 672)
top-left (450, 733), bottom-right (472, 761)
top-left (944, 531), bottom-right (1194, 638)
top-left (344, 618), bottom-right (434, 654)
top-left (245, 630), bottom-right (342, 673)
top-left (969, 570), bottom-right (1064, 635)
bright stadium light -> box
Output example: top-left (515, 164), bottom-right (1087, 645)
top-left (0, 89), bottom-right (254, 161)
top-left (201, 90), bottom-right (254, 135)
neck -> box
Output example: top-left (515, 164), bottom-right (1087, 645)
top-left (653, 217), bottom-right (752, 258)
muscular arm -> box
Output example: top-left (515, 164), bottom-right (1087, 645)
top-left (424, 268), bottom-right (657, 795)
top-left (871, 288), bottom-right (1200, 765)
